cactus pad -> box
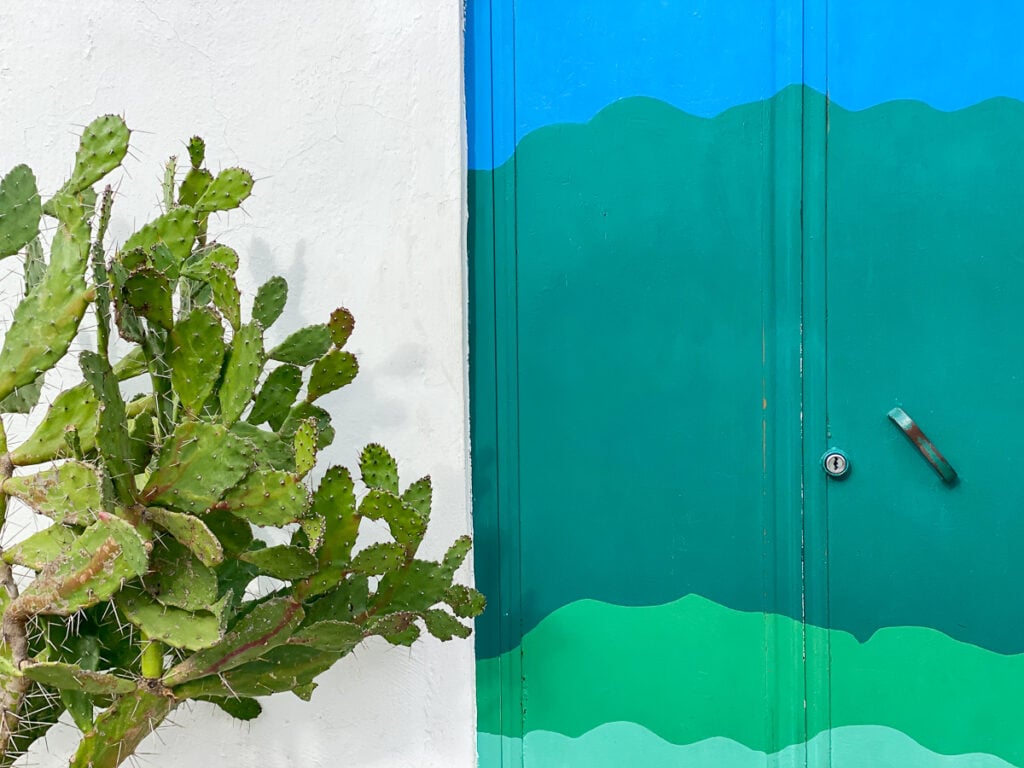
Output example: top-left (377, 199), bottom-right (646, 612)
top-left (239, 545), bottom-right (318, 580)
top-left (142, 421), bottom-right (254, 514)
top-left (215, 470), bottom-right (308, 526)
top-left (401, 476), bottom-right (432, 522)
top-left (444, 584), bottom-right (487, 619)
top-left (327, 307), bottom-right (355, 348)
top-left (0, 164), bottom-right (41, 260)
top-left (268, 324), bottom-right (332, 366)
top-left (306, 350), bottom-right (358, 402)
top-left (294, 418), bottom-right (318, 478)
top-left (2, 524), bottom-right (76, 570)
top-left (350, 542), bottom-right (406, 576)
top-left (63, 115), bottom-right (130, 196)
top-left (143, 507), bottom-right (223, 567)
top-left (219, 322), bottom-right (264, 424)
top-left (170, 644), bottom-right (336, 700)
top-left (248, 364), bottom-right (302, 430)
top-left (9, 383), bottom-right (98, 466)
top-left (201, 696), bottom-right (262, 721)
top-left (2, 461), bottom-right (104, 525)
top-left (21, 662), bottom-right (136, 696)
top-left (195, 168), bottom-right (254, 213)
top-left (168, 307), bottom-right (226, 415)
top-left (0, 217), bottom-right (91, 404)
top-left (163, 596), bottom-right (305, 686)
top-left (116, 584), bottom-right (228, 651)
top-left (359, 444), bottom-right (399, 494)
top-left (178, 168), bottom-right (213, 208)
top-left (16, 516), bottom-right (148, 617)
top-left (122, 207), bottom-right (197, 268)
top-left (298, 466), bottom-right (358, 598)
top-left (252, 275), bottom-right (288, 329)
top-left (422, 609), bottom-right (472, 641)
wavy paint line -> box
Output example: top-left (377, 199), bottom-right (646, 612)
top-left (466, 0), bottom-right (1024, 168)
top-left (477, 595), bottom-right (1024, 766)
top-left (477, 723), bottom-right (1018, 768)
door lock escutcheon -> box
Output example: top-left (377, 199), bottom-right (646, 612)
top-left (822, 449), bottom-right (850, 479)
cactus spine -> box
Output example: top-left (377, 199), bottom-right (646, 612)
top-left (0, 118), bottom-right (484, 767)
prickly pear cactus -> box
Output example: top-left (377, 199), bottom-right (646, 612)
top-left (0, 118), bottom-right (484, 768)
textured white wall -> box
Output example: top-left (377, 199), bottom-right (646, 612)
top-left (0, 2), bottom-right (474, 767)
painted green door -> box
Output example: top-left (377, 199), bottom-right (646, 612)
top-left (468, 2), bottom-right (1024, 766)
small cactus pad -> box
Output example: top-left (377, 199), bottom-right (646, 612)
top-left (248, 364), bottom-right (302, 430)
top-left (359, 443), bottom-right (399, 494)
top-left (144, 507), bottom-right (223, 567)
top-left (0, 164), bottom-right (42, 259)
top-left (422, 609), bottom-right (472, 641)
top-left (168, 307), bottom-right (226, 415)
top-left (444, 584), bottom-right (487, 619)
top-left (327, 307), bottom-right (355, 348)
top-left (194, 167), bottom-right (254, 213)
top-left (178, 168), bottom-right (213, 207)
top-left (401, 476), bottom-right (432, 523)
top-left (350, 542), bottom-right (406, 576)
top-left (370, 560), bottom-right (450, 615)
top-left (2, 461), bottom-right (104, 525)
top-left (63, 115), bottom-right (130, 195)
top-left (116, 584), bottom-right (228, 651)
top-left (0, 219), bottom-right (91, 404)
top-left (252, 275), bottom-right (288, 329)
top-left (2, 524), bottom-right (76, 570)
top-left (306, 350), bottom-right (358, 402)
top-left (298, 466), bottom-right (358, 598)
top-left (268, 324), bottom-right (332, 366)
top-left (289, 620), bottom-right (363, 654)
top-left (215, 470), bottom-right (308, 526)
top-left (21, 662), bottom-right (136, 696)
top-left (16, 516), bottom-right (148, 617)
top-left (142, 420), bottom-right (254, 514)
top-left (293, 418), bottom-right (318, 478)
top-left (219, 322), bottom-right (265, 424)
top-left (187, 136), bottom-right (206, 169)
top-left (122, 207), bottom-right (197, 268)
top-left (163, 597), bottom-right (305, 686)
top-left (70, 690), bottom-right (173, 768)
top-left (144, 538), bottom-right (219, 611)
top-left (239, 545), bottom-right (318, 580)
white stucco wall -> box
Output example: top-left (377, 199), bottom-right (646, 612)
top-left (0, 3), bottom-right (474, 767)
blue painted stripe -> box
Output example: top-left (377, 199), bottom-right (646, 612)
top-left (467, 0), bottom-right (1024, 169)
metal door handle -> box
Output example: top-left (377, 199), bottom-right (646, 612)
top-left (887, 407), bottom-right (957, 484)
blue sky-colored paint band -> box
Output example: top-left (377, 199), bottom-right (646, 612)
top-left (467, 0), bottom-right (1024, 169)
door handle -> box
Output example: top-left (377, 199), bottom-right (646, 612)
top-left (887, 407), bottom-right (958, 484)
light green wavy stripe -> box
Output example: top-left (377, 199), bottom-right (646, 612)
top-left (477, 595), bottom-right (1024, 765)
top-left (477, 724), bottom-right (1017, 768)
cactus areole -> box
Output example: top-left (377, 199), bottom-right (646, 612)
top-left (0, 117), bottom-right (484, 767)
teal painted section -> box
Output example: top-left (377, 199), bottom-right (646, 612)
top-left (478, 725), bottom-right (1016, 768)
